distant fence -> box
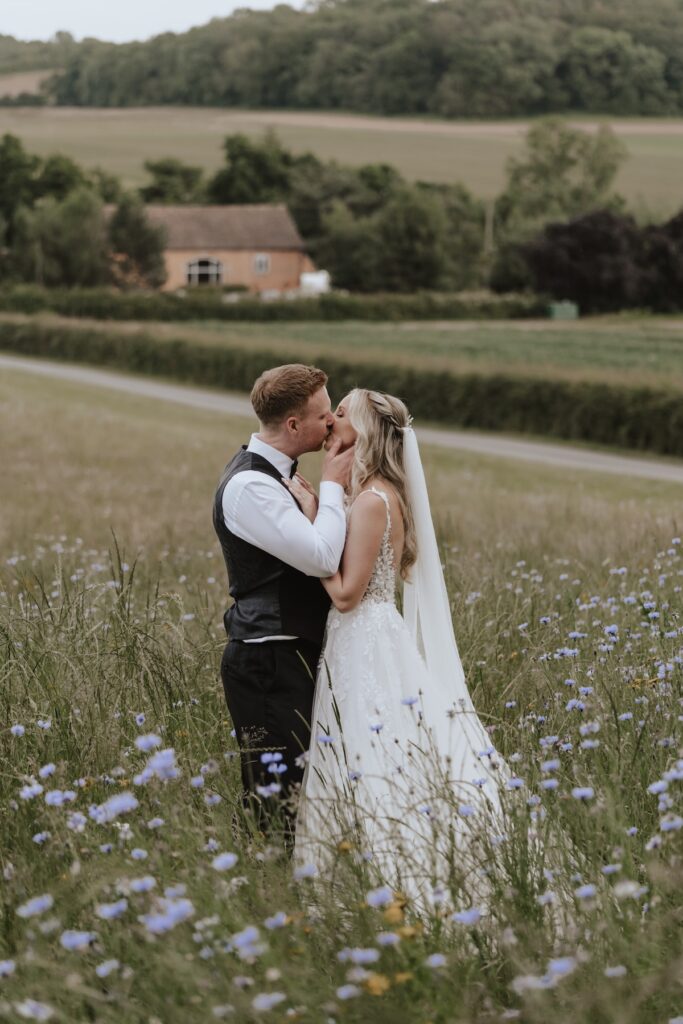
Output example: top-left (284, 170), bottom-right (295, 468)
top-left (2, 318), bottom-right (682, 457)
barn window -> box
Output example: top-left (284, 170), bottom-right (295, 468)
top-left (186, 257), bottom-right (223, 286)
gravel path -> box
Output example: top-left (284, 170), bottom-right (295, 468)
top-left (2, 353), bottom-right (682, 485)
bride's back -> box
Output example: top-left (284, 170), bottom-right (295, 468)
top-left (358, 475), bottom-right (405, 572)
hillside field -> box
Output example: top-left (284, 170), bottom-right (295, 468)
top-left (1, 106), bottom-right (682, 215)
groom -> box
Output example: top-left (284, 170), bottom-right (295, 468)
top-left (213, 363), bottom-right (352, 838)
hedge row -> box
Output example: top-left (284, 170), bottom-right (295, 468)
top-left (2, 319), bottom-right (682, 456)
top-left (0, 286), bottom-right (546, 323)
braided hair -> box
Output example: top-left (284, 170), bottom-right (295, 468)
top-left (346, 388), bottom-right (417, 579)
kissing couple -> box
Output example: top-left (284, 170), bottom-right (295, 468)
top-left (213, 363), bottom-right (506, 897)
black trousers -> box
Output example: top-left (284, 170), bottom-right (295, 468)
top-left (220, 637), bottom-right (320, 836)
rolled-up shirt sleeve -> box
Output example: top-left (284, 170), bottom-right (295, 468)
top-left (222, 472), bottom-right (346, 578)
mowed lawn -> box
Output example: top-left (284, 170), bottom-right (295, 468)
top-left (1, 106), bottom-right (683, 213)
top-left (3, 310), bottom-right (683, 392)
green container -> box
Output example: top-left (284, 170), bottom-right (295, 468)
top-left (548, 300), bottom-right (579, 320)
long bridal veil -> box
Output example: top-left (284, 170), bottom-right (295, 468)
top-left (401, 426), bottom-right (506, 803)
top-left (402, 426), bottom-right (475, 712)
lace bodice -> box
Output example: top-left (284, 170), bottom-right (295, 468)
top-left (359, 487), bottom-right (396, 605)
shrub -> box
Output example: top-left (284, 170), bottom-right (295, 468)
top-left (0, 286), bottom-right (545, 322)
top-left (1, 317), bottom-right (682, 457)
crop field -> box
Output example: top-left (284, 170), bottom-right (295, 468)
top-left (0, 70), bottom-right (53, 97)
top-left (1, 366), bottom-right (682, 1023)
top-left (2, 310), bottom-right (682, 393)
top-left (1, 107), bottom-right (683, 214)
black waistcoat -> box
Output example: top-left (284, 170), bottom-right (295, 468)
top-left (213, 446), bottom-right (331, 646)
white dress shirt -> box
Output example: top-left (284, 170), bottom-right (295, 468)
top-left (221, 435), bottom-right (347, 641)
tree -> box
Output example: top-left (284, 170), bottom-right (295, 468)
top-left (108, 194), bottom-right (167, 289)
top-left (207, 132), bottom-right (292, 204)
top-left (498, 118), bottom-right (627, 230)
top-left (35, 154), bottom-right (88, 201)
top-left (12, 188), bottom-right (110, 287)
top-left (375, 187), bottom-right (446, 292)
top-left (555, 27), bottom-right (671, 114)
top-left (316, 201), bottom-right (383, 292)
top-left (519, 210), bottom-right (644, 313)
top-left (637, 211), bottom-right (683, 311)
top-left (0, 134), bottom-right (40, 242)
top-left (140, 158), bottom-right (205, 204)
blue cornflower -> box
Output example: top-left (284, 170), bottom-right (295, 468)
top-left (95, 959), bottom-right (120, 978)
top-left (17, 894), bottom-right (54, 918)
top-left (264, 911), bottom-right (288, 930)
top-left (336, 985), bottom-right (360, 1000)
top-left (60, 929), bottom-right (98, 951)
top-left (10, 725), bottom-right (25, 737)
top-left (366, 885), bottom-right (393, 908)
top-left (452, 908), bottom-right (482, 925)
top-left (135, 734), bottom-right (162, 752)
top-left (572, 787), bottom-right (595, 801)
top-left (129, 875), bottom-right (156, 893)
top-left (211, 852), bottom-right (238, 871)
top-left (96, 898), bottom-right (128, 920)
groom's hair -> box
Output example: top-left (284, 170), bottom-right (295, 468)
top-left (251, 364), bottom-right (328, 426)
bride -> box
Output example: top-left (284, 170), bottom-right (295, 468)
top-left (284, 389), bottom-right (507, 900)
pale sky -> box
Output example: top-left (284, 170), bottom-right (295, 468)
top-left (2, 0), bottom-right (306, 44)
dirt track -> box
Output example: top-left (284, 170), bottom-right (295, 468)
top-left (2, 353), bottom-right (682, 485)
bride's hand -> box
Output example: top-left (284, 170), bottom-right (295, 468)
top-left (282, 473), bottom-right (318, 522)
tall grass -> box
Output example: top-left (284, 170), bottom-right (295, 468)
top-left (0, 370), bottom-right (681, 1022)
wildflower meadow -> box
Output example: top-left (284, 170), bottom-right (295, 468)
top-left (1, 369), bottom-right (682, 1023)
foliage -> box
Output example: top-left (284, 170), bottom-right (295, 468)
top-left (108, 194), bottom-right (167, 289)
top-left (491, 118), bottom-right (628, 293)
top-left (207, 131), bottom-right (293, 204)
top-left (2, 316), bottom-right (683, 456)
top-left (28, 0), bottom-right (683, 116)
top-left (11, 188), bottom-right (111, 288)
top-left (140, 158), bottom-right (205, 204)
top-left (0, 286), bottom-right (543, 322)
top-left (520, 208), bottom-right (683, 314)
top-left (0, 133), bottom-right (41, 244)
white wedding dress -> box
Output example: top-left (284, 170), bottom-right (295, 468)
top-left (294, 431), bottom-right (508, 901)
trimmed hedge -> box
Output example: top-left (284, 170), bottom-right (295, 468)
top-left (0, 286), bottom-right (545, 323)
top-left (2, 318), bottom-right (682, 457)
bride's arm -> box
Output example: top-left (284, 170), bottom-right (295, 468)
top-left (321, 492), bottom-right (387, 613)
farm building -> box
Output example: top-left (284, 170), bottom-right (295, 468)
top-left (140, 204), bottom-right (315, 293)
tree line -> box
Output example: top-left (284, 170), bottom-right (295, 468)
top-left (16, 0), bottom-right (683, 117)
top-left (1, 120), bottom-right (683, 311)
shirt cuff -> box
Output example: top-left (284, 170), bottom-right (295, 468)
top-left (319, 481), bottom-right (344, 505)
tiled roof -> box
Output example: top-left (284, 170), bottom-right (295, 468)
top-left (107, 204), bottom-right (305, 251)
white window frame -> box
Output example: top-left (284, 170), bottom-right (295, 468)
top-left (253, 253), bottom-right (271, 275)
top-left (186, 256), bottom-right (223, 286)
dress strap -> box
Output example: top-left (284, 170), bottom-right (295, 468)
top-left (366, 486), bottom-right (392, 530)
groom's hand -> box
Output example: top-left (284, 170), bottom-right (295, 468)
top-left (321, 436), bottom-right (354, 487)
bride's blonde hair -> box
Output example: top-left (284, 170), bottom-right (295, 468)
top-left (346, 388), bottom-right (417, 579)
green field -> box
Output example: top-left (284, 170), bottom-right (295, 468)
top-left (1, 106), bottom-right (683, 214)
top-left (1, 366), bottom-right (682, 1022)
top-left (3, 310), bottom-right (682, 393)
